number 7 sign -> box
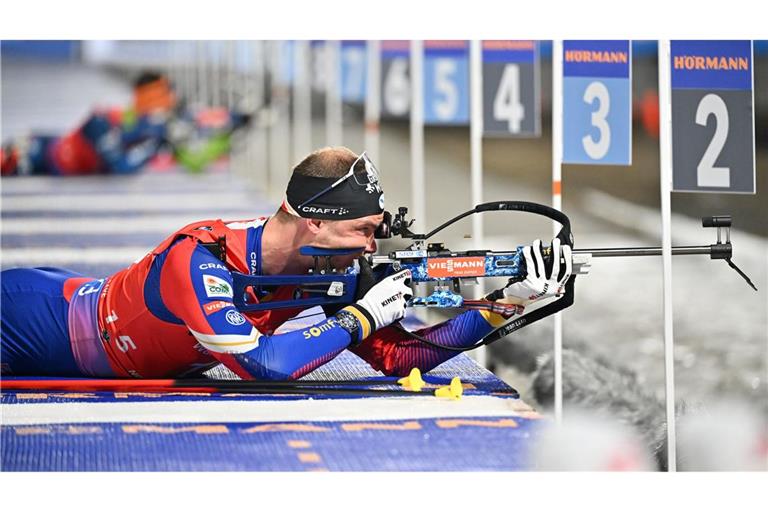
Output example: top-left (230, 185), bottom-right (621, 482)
top-left (562, 40), bottom-right (632, 165)
top-left (670, 40), bottom-right (756, 194)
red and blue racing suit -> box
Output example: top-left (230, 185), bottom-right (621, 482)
top-left (0, 217), bottom-right (505, 379)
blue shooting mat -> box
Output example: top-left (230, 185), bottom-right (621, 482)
top-left (2, 352), bottom-right (544, 471)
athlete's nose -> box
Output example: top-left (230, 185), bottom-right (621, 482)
top-left (365, 237), bottom-right (377, 253)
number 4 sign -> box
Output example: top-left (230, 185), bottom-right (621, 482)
top-left (562, 40), bottom-right (632, 165)
top-left (482, 40), bottom-right (540, 136)
top-left (670, 41), bottom-right (756, 193)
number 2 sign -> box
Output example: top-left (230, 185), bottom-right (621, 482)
top-left (562, 40), bottom-right (632, 165)
top-left (670, 41), bottom-right (755, 193)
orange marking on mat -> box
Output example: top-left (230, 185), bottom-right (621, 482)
top-left (342, 420), bottom-right (422, 432)
top-left (14, 426), bottom-right (52, 435)
top-left (436, 418), bottom-right (518, 429)
top-left (122, 424), bottom-right (229, 434)
top-left (515, 411), bottom-right (543, 420)
top-left (114, 392), bottom-right (212, 398)
top-left (288, 440), bottom-right (312, 449)
top-left (365, 121), bottom-right (380, 133)
top-left (67, 426), bottom-right (103, 434)
top-left (161, 392), bottom-right (213, 397)
top-left (241, 424), bottom-right (330, 433)
top-left (297, 452), bottom-right (322, 463)
top-left (552, 181), bottom-right (562, 195)
top-left (60, 393), bottom-right (98, 399)
top-left (15, 393), bottom-right (49, 400)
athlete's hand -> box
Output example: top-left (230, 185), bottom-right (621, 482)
top-left (502, 238), bottom-right (572, 305)
top-left (353, 269), bottom-right (413, 331)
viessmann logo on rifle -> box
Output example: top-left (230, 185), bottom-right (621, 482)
top-left (426, 257), bottom-right (486, 278)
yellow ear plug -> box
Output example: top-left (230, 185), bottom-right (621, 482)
top-left (397, 368), bottom-right (425, 392)
top-left (434, 377), bottom-right (463, 400)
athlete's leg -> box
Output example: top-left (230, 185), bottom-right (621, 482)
top-left (1, 267), bottom-right (88, 375)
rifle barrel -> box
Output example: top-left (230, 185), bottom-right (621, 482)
top-left (573, 245), bottom-right (717, 258)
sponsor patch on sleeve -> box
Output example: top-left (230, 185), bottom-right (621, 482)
top-left (202, 274), bottom-right (234, 299)
top-left (203, 300), bottom-right (232, 315)
top-left (225, 310), bottom-right (247, 326)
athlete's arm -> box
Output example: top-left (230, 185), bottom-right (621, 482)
top-left (350, 309), bottom-right (506, 377)
top-left (81, 114), bottom-right (161, 174)
top-left (351, 238), bottom-right (573, 376)
top-left (160, 239), bottom-right (354, 380)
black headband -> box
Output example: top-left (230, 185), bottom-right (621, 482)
top-left (285, 173), bottom-right (385, 220)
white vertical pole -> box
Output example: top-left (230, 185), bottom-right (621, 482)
top-left (211, 41), bottom-right (221, 107)
top-left (165, 42), bottom-right (174, 93)
top-left (410, 40), bottom-right (426, 233)
top-left (169, 41), bottom-right (180, 99)
top-left (552, 40), bottom-right (564, 425)
top-left (657, 39), bottom-right (677, 472)
top-left (186, 41), bottom-right (195, 107)
top-left (267, 41), bottom-right (283, 201)
top-left (226, 40), bottom-right (236, 110)
top-left (293, 40), bottom-right (312, 165)
top-left (326, 41), bottom-right (343, 147)
top-left (470, 40), bottom-right (486, 368)
top-left (253, 41), bottom-right (268, 189)
top-left (365, 40), bottom-right (381, 161)
top-left (197, 40), bottom-right (208, 108)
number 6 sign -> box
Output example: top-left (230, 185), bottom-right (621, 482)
top-left (670, 41), bottom-right (755, 193)
top-left (562, 40), bottom-right (632, 165)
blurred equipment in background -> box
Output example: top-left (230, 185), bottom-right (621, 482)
top-left (1, 69), bottom-right (252, 177)
top-left (528, 408), bottom-right (656, 470)
top-left (677, 399), bottom-right (768, 471)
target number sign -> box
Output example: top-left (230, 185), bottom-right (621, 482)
top-left (670, 40), bottom-right (755, 193)
top-left (381, 40), bottom-right (411, 119)
top-left (482, 40), bottom-right (540, 136)
top-left (424, 40), bottom-right (470, 125)
top-left (340, 41), bottom-right (367, 103)
top-left (562, 40), bottom-right (632, 165)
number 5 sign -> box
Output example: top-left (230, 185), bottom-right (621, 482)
top-left (670, 41), bottom-right (755, 193)
top-left (562, 40), bottom-right (632, 165)
top-left (482, 40), bottom-right (540, 136)
top-left (340, 40), bottom-right (367, 103)
top-left (424, 40), bottom-right (470, 125)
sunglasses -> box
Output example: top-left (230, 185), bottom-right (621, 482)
top-left (297, 151), bottom-right (381, 210)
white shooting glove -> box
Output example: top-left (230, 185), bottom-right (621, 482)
top-left (338, 269), bottom-right (412, 342)
top-left (502, 238), bottom-right (572, 306)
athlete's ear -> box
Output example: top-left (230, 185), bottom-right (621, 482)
top-left (305, 218), bottom-right (324, 235)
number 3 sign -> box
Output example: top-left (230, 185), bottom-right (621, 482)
top-left (670, 41), bottom-right (755, 193)
top-left (562, 40), bottom-right (632, 165)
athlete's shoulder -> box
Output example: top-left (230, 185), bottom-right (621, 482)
top-left (224, 217), bottom-right (269, 231)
